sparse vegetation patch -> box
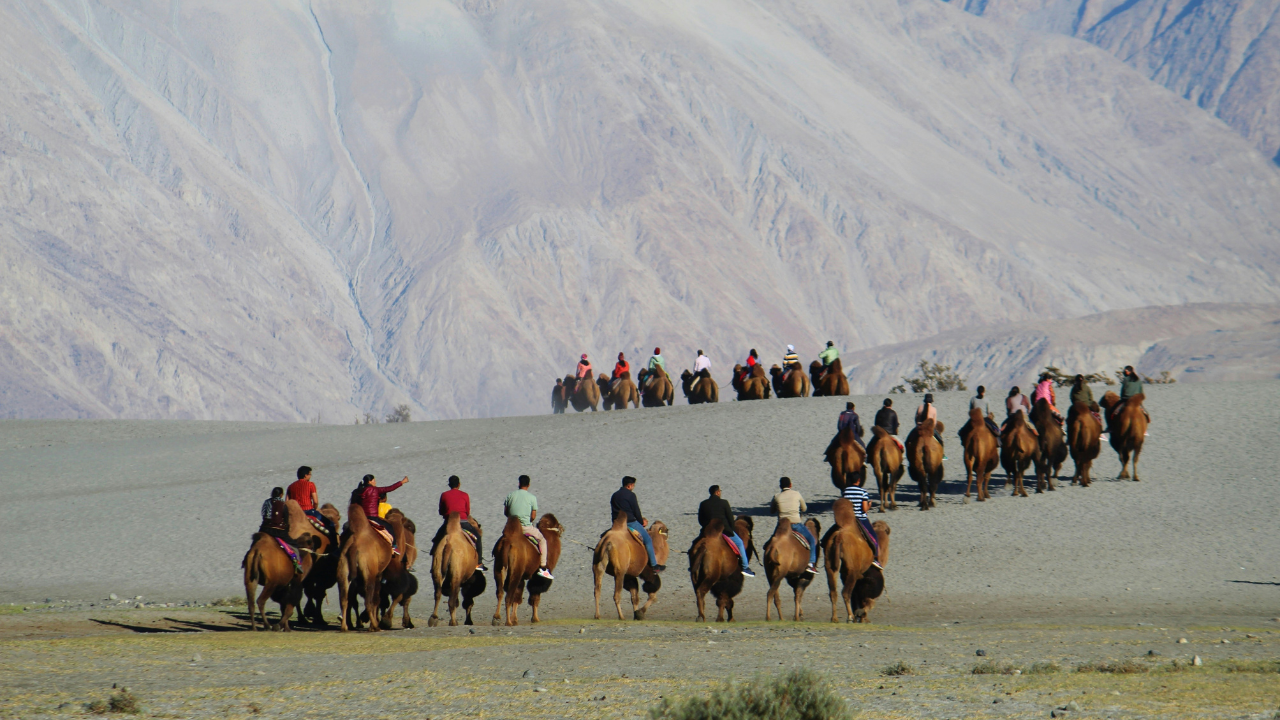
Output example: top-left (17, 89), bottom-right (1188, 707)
top-left (649, 669), bottom-right (850, 720)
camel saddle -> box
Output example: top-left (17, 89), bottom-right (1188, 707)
top-left (627, 527), bottom-right (644, 545)
top-left (722, 534), bottom-right (741, 558)
top-left (462, 529), bottom-right (479, 546)
top-left (791, 530), bottom-right (811, 552)
top-left (523, 530), bottom-right (541, 549)
top-left (275, 537), bottom-right (303, 574)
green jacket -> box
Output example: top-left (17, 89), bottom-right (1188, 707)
top-left (1120, 378), bottom-right (1142, 399)
top-left (819, 346), bottom-right (839, 365)
top-left (1070, 385), bottom-right (1093, 407)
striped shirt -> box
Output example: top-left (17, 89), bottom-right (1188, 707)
top-left (841, 485), bottom-right (871, 519)
top-left (783, 352), bottom-right (799, 367)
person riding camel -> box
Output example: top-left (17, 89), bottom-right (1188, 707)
top-left (1032, 373), bottom-right (1064, 425)
top-left (840, 481), bottom-right (883, 569)
top-left (837, 401), bottom-right (865, 449)
top-left (698, 485), bottom-right (754, 577)
top-left (358, 474), bottom-right (408, 553)
top-left (819, 341), bottom-right (839, 367)
top-left (575, 354), bottom-right (593, 380)
top-left (638, 348), bottom-right (666, 389)
top-left (1070, 374), bottom-right (1104, 427)
top-left (691, 350), bottom-right (711, 391)
top-left (965, 386), bottom-right (1002, 446)
top-left (874, 398), bottom-right (904, 451)
top-left (770, 477), bottom-right (818, 574)
top-left (1002, 386), bottom-right (1036, 436)
top-left (611, 352), bottom-right (630, 389)
top-left (259, 487), bottom-right (290, 539)
top-left (504, 475), bottom-right (553, 580)
top-left (1109, 365), bottom-right (1151, 431)
top-left (783, 345), bottom-right (800, 372)
top-left (287, 465), bottom-right (333, 532)
top-left (915, 393), bottom-right (945, 454)
top-left (610, 476), bottom-right (664, 573)
top-left (739, 348), bottom-right (761, 385)
top-left (432, 475), bottom-right (487, 571)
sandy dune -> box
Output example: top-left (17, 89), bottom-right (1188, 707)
top-left (1, 380), bottom-right (1276, 623)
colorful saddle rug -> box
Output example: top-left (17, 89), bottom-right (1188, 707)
top-left (523, 530), bottom-right (541, 549)
top-left (791, 531), bottom-right (811, 552)
top-left (275, 538), bottom-right (302, 574)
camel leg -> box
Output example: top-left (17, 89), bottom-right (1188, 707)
top-left (695, 586), bottom-right (709, 622)
top-left (530, 593), bottom-right (542, 624)
top-left (402, 596), bottom-right (413, 629)
top-left (843, 576), bottom-right (856, 623)
top-left (965, 459), bottom-right (974, 499)
top-left (427, 581), bottom-right (443, 628)
top-left (766, 578), bottom-right (781, 620)
top-left (448, 588), bottom-right (460, 627)
top-left (794, 584), bottom-right (806, 622)
top-left (505, 580), bottom-right (520, 627)
top-left (630, 583), bottom-right (645, 621)
top-left (256, 585), bottom-right (273, 631)
top-left (827, 567), bottom-right (839, 623)
top-left (1118, 448), bottom-right (1131, 479)
top-left (244, 580), bottom-right (259, 632)
top-left (1130, 446), bottom-right (1141, 482)
top-left (492, 566), bottom-right (506, 626)
top-left (613, 573), bottom-right (626, 621)
top-left (278, 601), bottom-right (295, 632)
top-left (593, 564), bottom-right (604, 620)
top-left (364, 587), bottom-right (381, 632)
top-left (715, 592), bottom-right (727, 622)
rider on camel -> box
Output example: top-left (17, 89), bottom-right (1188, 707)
top-left (610, 476), bottom-right (664, 573)
top-left (698, 485), bottom-right (754, 577)
top-left (840, 481), bottom-right (883, 569)
top-left (358, 474), bottom-right (408, 553)
top-left (1108, 365), bottom-right (1150, 431)
top-left (874, 398), bottom-right (905, 451)
top-left (915, 393), bottom-right (945, 454)
top-left (611, 352), bottom-right (630, 387)
top-left (964, 386), bottom-right (1003, 446)
top-left (738, 348), bottom-right (760, 385)
top-left (691, 350), bottom-right (711, 391)
top-left (783, 344), bottom-right (800, 371)
top-left (1070, 374), bottom-right (1104, 427)
top-left (771, 477), bottom-right (818, 573)
top-left (819, 341), bottom-right (839, 367)
top-left (287, 465), bottom-right (333, 533)
top-left (432, 475), bottom-right (486, 571)
top-left (638, 348), bottom-right (665, 388)
top-left (575, 354), bottom-right (593, 380)
top-left (1003, 386), bottom-right (1037, 436)
top-left (837, 401), bottom-right (865, 449)
top-left (1032, 373), bottom-right (1064, 424)
top-left (504, 475), bottom-right (553, 580)
top-left (260, 487), bottom-right (290, 539)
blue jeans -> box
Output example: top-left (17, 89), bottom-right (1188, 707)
top-left (725, 532), bottom-right (749, 570)
top-left (628, 521), bottom-right (658, 567)
top-left (792, 523), bottom-right (818, 565)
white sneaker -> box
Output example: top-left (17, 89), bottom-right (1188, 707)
top-left (805, 564), bottom-right (819, 574)
top-left (1100, 433), bottom-right (1110, 441)
top-left (536, 568), bottom-right (554, 580)
top-left (741, 568), bottom-right (757, 578)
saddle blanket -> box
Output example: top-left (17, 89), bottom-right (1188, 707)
top-left (723, 534), bottom-right (741, 558)
top-left (462, 529), bottom-right (479, 546)
top-left (372, 525), bottom-right (397, 551)
top-left (275, 538), bottom-right (303, 574)
top-left (791, 531), bottom-right (811, 552)
top-left (627, 528), bottom-right (644, 545)
top-left (523, 531), bottom-right (541, 549)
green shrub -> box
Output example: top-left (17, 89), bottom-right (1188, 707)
top-left (1026, 661), bottom-right (1060, 675)
top-left (880, 661), bottom-right (917, 677)
top-left (85, 689), bottom-right (140, 715)
top-left (649, 669), bottom-right (851, 720)
top-left (1076, 660), bottom-right (1148, 674)
top-left (1222, 660), bottom-right (1280, 673)
top-left (972, 660), bottom-right (1017, 675)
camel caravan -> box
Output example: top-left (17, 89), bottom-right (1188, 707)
top-left (240, 368), bottom-right (1151, 631)
top-left (553, 342), bottom-right (850, 412)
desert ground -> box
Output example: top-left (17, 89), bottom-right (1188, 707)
top-left (1, 380), bottom-right (1277, 718)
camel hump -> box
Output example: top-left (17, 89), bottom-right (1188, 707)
top-left (832, 498), bottom-right (857, 528)
top-left (772, 517), bottom-right (793, 538)
top-left (611, 512), bottom-right (628, 531)
top-left (347, 503), bottom-right (370, 534)
top-left (919, 417), bottom-right (936, 436)
top-left (969, 407), bottom-right (983, 423)
top-left (1128, 393), bottom-right (1145, 406)
top-left (446, 512), bottom-right (462, 534)
top-left (871, 425), bottom-right (888, 439)
top-left (702, 518), bottom-right (724, 539)
top-left (830, 357), bottom-right (842, 374)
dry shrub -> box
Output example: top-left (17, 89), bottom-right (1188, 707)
top-left (1027, 661), bottom-right (1060, 675)
top-left (649, 669), bottom-right (850, 720)
top-left (1222, 660), bottom-right (1280, 674)
top-left (86, 689), bottom-right (140, 715)
top-left (972, 660), bottom-right (1017, 675)
top-left (1076, 660), bottom-right (1148, 674)
top-left (880, 661), bottom-right (917, 677)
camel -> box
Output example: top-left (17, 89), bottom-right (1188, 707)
top-left (300, 503), bottom-right (343, 626)
top-left (867, 427), bottom-right (905, 511)
top-left (763, 517), bottom-right (822, 621)
top-left (770, 364), bottom-right (811, 398)
top-left (491, 514), bottom-right (564, 626)
top-left (336, 503), bottom-right (405, 632)
top-left (427, 512), bottom-right (486, 627)
top-left (680, 369), bottom-right (719, 404)
top-left (599, 372), bottom-right (640, 410)
top-left (809, 359), bottom-right (849, 397)
top-left (961, 408), bottom-right (1000, 502)
top-left (376, 509), bottom-right (418, 630)
top-left (822, 499), bottom-right (890, 623)
top-left (824, 424), bottom-right (866, 491)
top-left (639, 366), bottom-right (675, 407)
top-left (593, 514), bottom-right (670, 620)
top-left (551, 381), bottom-right (568, 414)
top-left (688, 515), bottom-right (755, 622)
top-left (1100, 392), bottom-right (1147, 480)
top-left (1031, 399), bottom-right (1067, 493)
top-left (905, 418), bottom-right (945, 510)
top-left (242, 500), bottom-right (329, 631)
top-left (566, 374), bottom-right (600, 412)
top-left (1000, 411), bottom-right (1040, 497)
top-left (1067, 401), bottom-right (1102, 487)
top-left (731, 364), bottom-right (771, 400)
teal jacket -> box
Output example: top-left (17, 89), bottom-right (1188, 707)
top-left (1120, 377), bottom-right (1142, 399)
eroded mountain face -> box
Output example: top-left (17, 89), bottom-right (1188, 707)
top-left (2, 0), bottom-right (1278, 421)
top-left (945, 0), bottom-right (1280, 164)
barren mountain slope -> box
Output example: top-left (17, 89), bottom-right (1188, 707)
top-left (946, 0), bottom-right (1280, 162)
top-left (842, 302), bottom-right (1280, 393)
top-left (2, 0), bottom-right (1278, 420)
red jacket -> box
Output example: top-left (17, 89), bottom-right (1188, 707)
top-left (439, 488), bottom-right (471, 521)
top-left (360, 480), bottom-right (404, 520)
top-left (286, 479), bottom-right (317, 511)
top-left (612, 361), bottom-right (630, 380)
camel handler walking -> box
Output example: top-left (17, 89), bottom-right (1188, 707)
top-left (770, 477), bottom-right (818, 574)
top-left (610, 476), bottom-right (664, 573)
top-left (698, 485), bottom-right (755, 577)
top-left (840, 482), bottom-right (883, 569)
top-left (504, 475), bottom-right (553, 580)
top-left (432, 475), bottom-right (487, 572)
